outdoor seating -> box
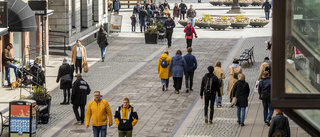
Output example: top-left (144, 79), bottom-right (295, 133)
top-left (239, 46), bottom-right (255, 66)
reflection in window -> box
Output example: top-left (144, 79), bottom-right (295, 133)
top-left (295, 109), bottom-right (320, 131)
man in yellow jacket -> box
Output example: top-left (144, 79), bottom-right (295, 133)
top-left (86, 91), bottom-right (113, 137)
top-left (115, 97), bottom-right (138, 137)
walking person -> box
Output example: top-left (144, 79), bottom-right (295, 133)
top-left (183, 47), bottom-right (197, 93)
top-left (133, 3), bottom-right (140, 25)
top-left (262, 0), bottom-right (272, 20)
top-left (179, 0), bottom-right (187, 20)
top-left (227, 58), bottom-right (242, 104)
top-left (200, 66), bottom-right (221, 124)
top-left (258, 71), bottom-right (274, 126)
top-left (3, 43), bottom-right (18, 87)
top-left (97, 27), bottom-right (109, 62)
top-left (113, 0), bottom-right (121, 13)
top-left (158, 50), bottom-right (172, 91)
top-left (130, 14), bottom-right (136, 32)
top-left (158, 2), bottom-right (164, 16)
top-left (71, 74), bottom-right (91, 124)
top-left (115, 97), bottom-right (139, 137)
top-left (86, 91), bottom-right (113, 137)
top-left (187, 5), bottom-right (196, 27)
top-left (213, 61), bottom-right (225, 108)
top-left (169, 50), bottom-right (187, 94)
top-left (71, 40), bottom-right (87, 74)
top-left (257, 57), bottom-right (271, 81)
top-left (139, 6), bottom-right (147, 33)
top-left (56, 57), bottom-right (74, 105)
top-left (268, 109), bottom-right (291, 137)
top-left (173, 3), bottom-right (180, 22)
top-left (164, 17), bottom-right (175, 48)
top-left (163, 0), bottom-right (170, 10)
top-left (184, 22), bottom-right (197, 49)
top-left (232, 74), bottom-right (250, 126)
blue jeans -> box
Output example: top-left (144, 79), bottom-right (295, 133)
top-left (93, 125), bottom-right (107, 137)
top-left (135, 13), bottom-right (139, 25)
top-left (5, 64), bottom-right (18, 84)
top-left (140, 19), bottom-right (146, 32)
top-left (215, 96), bottom-right (222, 107)
top-left (100, 46), bottom-right (107, 59)
top-left (262, 100), bottom-right (274, 122)
top-left (161, 78), bottom-right (169, 88)
top-left (189, 17), bottom-right (195, 27)
top-left (265, 11), bottom-right (270, 20)
top-left (237, 107), bottom-right (246, 123)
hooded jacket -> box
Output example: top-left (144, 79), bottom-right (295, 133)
top-left (158, 53), bottom-right (172, 79)
top-left (114, 105), bottom-right (139, 131)
top-left (262, 1), bottom-right (272, 12)
top-left (85, 99), bottom-right (113, 127)
top-left (183, 53), bottom-right (197, 71)
top-left (169, 54), bottom-right (187, 78)
top-left (200, 73), bottom-right (221, 97)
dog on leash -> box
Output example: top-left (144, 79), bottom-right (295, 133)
top-left (11, 78), bottom-right (21, 90)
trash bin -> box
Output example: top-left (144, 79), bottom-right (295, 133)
top-left (9, 100), bottom-right (37, 137)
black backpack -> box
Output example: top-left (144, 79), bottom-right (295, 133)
top-left (186, 26), bottom-right (192, 36)
top-left (205, 77), bottom-right (214, 93)
top-left (161, 58), bottom-right (168, 68)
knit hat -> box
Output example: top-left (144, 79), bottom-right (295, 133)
top-left (63, 57), bottom-right (69, 64)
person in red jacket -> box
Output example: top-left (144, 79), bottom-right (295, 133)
top-left (184, 22), bottom-right (197, 49)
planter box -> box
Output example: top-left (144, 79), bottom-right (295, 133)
top-left (249, 22), bottom-right (269, 27)
top-left (231, 23), bottom-right (249, 29)
top-left (223, 2), bottom-right (233, 6)
top-left (209, 1), bottom-right (223, 6)
top-left (35, 97), bottom-right (51, 114)
top-left (178, 21), bottom-right (188, 27)
top-left (145, 33), bottom-right (159, 44)
top-left (239, 2), bottom-right (252, 7)
top-left (209, 24), bottom-right (230, 30)
top-left (251, 2), bottom-right (263, 6)
top-left (195, 22), bottom-right (209, 28)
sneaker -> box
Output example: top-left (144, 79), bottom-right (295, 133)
top-left (241, 123), bottom-right (245, 126)
top-left (209, 120), bottom-right (213, 124)
top-left (186, 88), bottom-right (189, 93)
top-left (74, 121), bottom-right (81, 125)
top-left (266, 120), bottom-right (270, 126)
top-left (162, 84), bottom-right (165, 91)
top-left (174, 90), bottom-right (179, 94)
top-left (205, 116), bottom-right (208, 123)
top-left (218, 103), bottom-right (222, 108)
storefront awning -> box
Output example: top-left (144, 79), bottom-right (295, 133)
top-left (5, 0), bottom-right (37, 32)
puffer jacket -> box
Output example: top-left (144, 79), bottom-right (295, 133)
top-left (114, 105), bottom-right (139, 131)
top-left (169, 54), bottom-right (187, 78)
top-left (85, 99), bottom-right (113, 126)
top-left (158, 53), bottom-right (172, 79)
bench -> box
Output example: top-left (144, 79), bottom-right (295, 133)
top-left (239, 46), bottom-right (255, 66)
top-left (119, 0), bottom-right (144, 8)
top-left (0, 112), bottom-right (9, 136)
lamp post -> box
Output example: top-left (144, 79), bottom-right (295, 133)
top-left (228, 0), bottom-right (243, 14)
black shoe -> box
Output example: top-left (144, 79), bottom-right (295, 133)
top-left (60, 102), bottom-right (67, 105)
top-left (162, 84), bottom-right (165, 91)
top-left (186, 88), bottom-right (189, 93)
top-left (241, 123), bottom-right (245, 126)
top-left (266, 120), bottom-right (270, 126)
top-left (237, 121), bottom-right (240, 124)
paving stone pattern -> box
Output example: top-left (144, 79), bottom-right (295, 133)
top-left (184, 37), bottom-right (270, 137)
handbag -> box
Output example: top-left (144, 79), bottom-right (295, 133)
top-left (83, 62), bottom-right (89, 73)
top-left (60, 66), bottom-right (72, 84)
top-left (232, 67), bottom-right (239, 79)
top-left (255, 80), bottom-right (259, 92)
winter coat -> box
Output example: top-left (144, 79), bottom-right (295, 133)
top-left (97, 32), bottom-right (108, 48)
top-left (71, 78), bottom-right (91, 105)
top-left (3, 48), bottom-right (13, 66)
top-left (159, 4), bottom-right (164, 12)
top-left (187, 9), bottom-right (196, 18)
top-left (257, 61), bottom-right (271, 80)
top-left (184, 24), bottom-right (197, 39)
top-left (169, 54), bottom-right (187, 78)
top-left (146, 9), bottom-right (153, 19)
top-left (139, 10), bottom-right (147, 20)
top-left (114, 105), bottom-right (139, 131)
top-left (268, 113), bottom-right (291, 137)
top-left (214, 66), bottom-right (225, 96)
top-left (258, 77), bottom-right (271, 101)
top-left (173, 6), bottom-right (180, 17)
top-left (71, 45), bottom-right (87, 68)
top-left (227, 65), bottom-right (242, 99)
top-left (262, 2), bottom-right (272, 12)
top-left (179, 3), bottom-right (187, 14)
top-left (200, 73), bottom-right (221, 97)
top-left (131, 16), bottom-right (137, 25)
top-left (56, 63), bottom-right (74, 89)
top-left (233, 80), bottom-right (250, 107)
top-left (158, 53), bottom-right (172, 79)
top-left (85, 99), bottom-right (113, 126)
top-left (113, 0), bottom-right (121, 11)
top-left (133, 5), bottom-right (140, 14)
top-left (183, 53), bottom-right (197, 71)
top-left (164, 19), bottom-right (175, 33)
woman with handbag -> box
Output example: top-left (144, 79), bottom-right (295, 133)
top-left (56, 57), bottom-right (74, 105)
top-left (97, 27), bottom-right (109, 62)
top-left (71, 40), bottom-right (87, 74)
top-left (232, 74), bottom-right (250, 126)
top-left (227, 58), bottom-right (242, 103)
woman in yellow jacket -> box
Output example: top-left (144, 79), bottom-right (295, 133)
top-left (158, 50), bottom-right (172, 91)
top-left (71, 40), bottom-right (87, 74)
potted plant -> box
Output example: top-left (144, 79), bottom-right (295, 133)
top-left (31, 86), bottom-right (51, 114)
top-left (223, 0), bottom-right (233, 6)
top-left (251, 0), bottom-right (264, 6)
top-left (239, 0), bottom-right (252, 7)
top-left (209, 0), bottom-right (224, 6)
top-left (145, 25), bottom-right (159, 44)
top-left (249, 18), bottom-right (269, 27)
top-left (178, 19), bottom-right (188, 27)
top-left (156, 21), bottom-right (165, 33)
top-left (195, 14), bottom-right (211, 28)
top-left (231, 15), bottom-right (250, 29)
top-left (209, 16), bottom-right (231, 30)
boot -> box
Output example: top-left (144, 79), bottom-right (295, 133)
top-left (205, 116), bottom-right (208, 123)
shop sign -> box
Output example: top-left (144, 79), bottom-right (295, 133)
top-left (0, 2), bottom-right (8, 28)
top-left (28, 1), bottom-right (47, 15)
top-left (110, 14), bottom-right (122, 32)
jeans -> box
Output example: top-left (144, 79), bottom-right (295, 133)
top-left (186, 39), bottom-right (193, 48)
top-left (93, 125), bottom-right (107, 137)
top-left (180, 13), bottom-right (185, 20)
top-left (135, 13), bottom-right (139, 25)
top-left (5, 64), bottom-right (18, 84)
top-left (215, 96), bottom-right (222, 106)
top-left (262, 100), bottom-right (274, 122)
top-left (73, 104), bottom-right (85, 123)
top-left (161, 78), bottom-right (169, 88)
top-left (166, 32), bottom-right (173, 46)
top-left (100, 46), bottom-right (107, 59)
top-left (204, 96), bottom-right (215, 120)
top-left (173, 77), bottom-right (182, 91)
top-left (140, 19), bottom-right (146, 32)
top-left (237, 107), bottom-right (246, 123)
top-left (185, 70), bottom-right (194, 89)
top-left (118, 130), bottom-right (132, 137)
top-left (189, 17), bottom-right (195, 27)
top-left (75, 59), bottom-right (82, 74)
top-left (63, 88), bottom-right (70, 103)
top-left (265, 11), bottom-right (270, 20)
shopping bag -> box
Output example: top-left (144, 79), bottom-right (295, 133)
top-left (83, 62), bottom-right (89, 73)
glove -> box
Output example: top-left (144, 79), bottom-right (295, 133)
top-left (195, 35), bottom-right (198, 38)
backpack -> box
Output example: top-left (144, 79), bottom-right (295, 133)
top-left (161, 58), bottom-right (168, 68)
top-left (205, 77), bottom-right (213, 93)
top-left (259, 80), bottom-right (270, 101)
top-left (186, 26), bottom-right (192, 36)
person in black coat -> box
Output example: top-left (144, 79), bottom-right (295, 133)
top-left (262, 0), bottom-right (272, 20)
top-left (164, 17), bottom-right (175, 47)
top-left (200, 66), bottom-right (221, 124)
top-left (179, 1), bottom-right (187, 20)
top-left (232, 73), bottom-right (250, 126)
top-left (139, 6), bottom-right (148, 33)
top-left (71, 74), bottom-right (91, 124)
top-left (56, 57), bottom-right (74, 105)
top-left (268, 109), bottom-right (291, 137)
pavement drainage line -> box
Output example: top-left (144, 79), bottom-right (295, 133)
top-left (170, 37), bottom-right (243, 137)
top-left (51, 46), bottom-right (167, 137)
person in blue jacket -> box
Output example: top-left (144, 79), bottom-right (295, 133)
top-left (183, 47), bottom-right (197, 93)
top-left (164, 17), bottom-right (175, 48)
top-left (113, 0), bottom-right (121, 13)
top-left (169, 50), bottom-right (187, 94)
